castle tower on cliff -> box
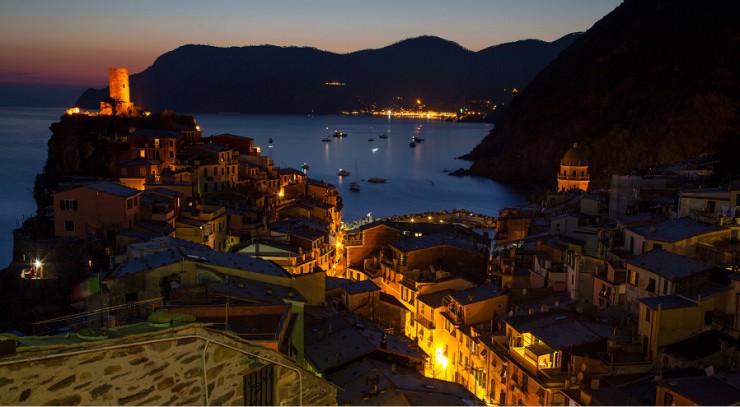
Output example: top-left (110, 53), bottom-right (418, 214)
top-left (557, 142), bottom-right (590, 192)
top-left (100, 67), bottom-right (135, 116)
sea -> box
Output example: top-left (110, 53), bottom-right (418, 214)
top-left (0, 107), bottom-right (526, 268)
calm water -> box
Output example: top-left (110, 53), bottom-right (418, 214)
top-left (0, 108), bottom-right (526, 268)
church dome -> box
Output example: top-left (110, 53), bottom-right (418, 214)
top-left (561, 143), bottom-right (588, 166)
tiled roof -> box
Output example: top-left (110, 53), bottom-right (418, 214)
top-left (448, 283), bottom-right (502, 305)
top-left (107, 244), bottom-right (290, 280)
top-left (659, 375), bottom-right (740, 405)
top-left (504, 312), bottom-right (607, 349)
top-left (390, 233), bottom-right (480, 253)
top-left (639, 295), bottom-right (696, 310)
top-left (87, 181), bottom-right (140, 198)
top-left (627, 249), bottom-right (709, 280)
top-left (630, 217), bottom-right (725, 242)
top-left (344, 279), bottom-right (380, 295)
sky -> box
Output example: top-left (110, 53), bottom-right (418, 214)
top-left (0, 0), bottom-right (622, 87)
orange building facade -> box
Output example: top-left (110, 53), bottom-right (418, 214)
top-left (557, 142), bottom-right (590, 192)
top-left (53, 181), bottom-right (141, 239)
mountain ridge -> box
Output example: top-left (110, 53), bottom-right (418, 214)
top-left (76, 34), bottom-right (580, 114)
top-left (463, 0), bottom-right (740, 188)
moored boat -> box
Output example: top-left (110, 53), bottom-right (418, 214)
top-left (350, 182), bottom-right (360, 191)
top-left (367, 177), bottom-right (386, 183)
top-left (338, 169), bottom-right (350, 177)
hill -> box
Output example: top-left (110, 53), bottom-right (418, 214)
top-left (463, 0), bottom-right (740, 188)
top-left (76, 35), bottom-right (578, 114)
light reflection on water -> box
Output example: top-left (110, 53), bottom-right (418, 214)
top-left (194, 113), bottom-right (525, 221)
top-left (0, 110), bottom-right (527, 268)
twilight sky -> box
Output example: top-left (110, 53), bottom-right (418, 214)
top-left (0, 0), bottom-right (621, 87)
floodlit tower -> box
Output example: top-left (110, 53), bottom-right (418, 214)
top-left (557, 142), bottom-right (590, 192)
top-left (109, 67), bottom-right (131, 105)
top-left (100, 67), bottom-right (135, 115)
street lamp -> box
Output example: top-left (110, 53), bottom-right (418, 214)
top-left (34, 259), bottom-right (43, 279)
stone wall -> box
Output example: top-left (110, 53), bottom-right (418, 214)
top-left (0, 324), bottom-right (336, 405)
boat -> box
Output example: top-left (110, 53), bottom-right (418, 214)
top-left (368, 137), bottom-right (375, 142)
top-left (337, 169), bottom-right (350, 177)
top-left (412, 136), bottom-right (425, 143)
top-left (321, 137), bottom-right (331, 142)
top-left (350, 182), bottom-right (360, 192)
top-left (268, 138), bottom-right (273, 144)
top-left (409, 141), bottom-right (416, 148)
top-left (367, 178), bottom-right (386, 183)
top-left (333, 131), bottom-right (347, 138)
top-left (378, 134), bottom-right (388, 139)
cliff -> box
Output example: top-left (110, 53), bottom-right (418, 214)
top-left (463, 0), bottom-right (740, 188)
top-left (33, 112), bottom-right (198, 215)
top-left (76, 35), bottom-right (578, 114)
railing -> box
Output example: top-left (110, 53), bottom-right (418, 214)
top-left (415, 316), bottom-right (435, 330)
top-left (557, 175), bottom-right (590, 181)
top-left (32, 297), bottom-right (163, 335)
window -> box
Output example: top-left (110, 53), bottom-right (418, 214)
top-left (736, 194), bottom-right (740, 207)
top-left (663, 279), bottom-right (669, 295)
top-left (647, 278), bottom-right (656, 293)
top-left (169, 140), bottom-right (174, 148)
top-left (653, 243), bottom-right (662, 250)
top-left (169, 151), bottom-right (174, 159)
top-left (704, 311), bottom-right (714, 325)
top-left (64, 221), bottom-right (74, 232)
top-left (645, 308), bottom-right (651, 322)
top-left (127, 199), bottom-right (133, 209)
top-left (664, 392), bottom-right (673, 406)
top-left (630, 271), bottom-right (639, 287)
top-left (521, 374), bottom-right (528, 392)
top-left (60, 199), bottom-right (78, 211)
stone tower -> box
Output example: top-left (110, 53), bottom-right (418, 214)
top-left (557, 142), bottom-right (590, 192)
top-left (109, 67), bottom-right (130, 104)
top-left (100, 67), bottom-right (135, 115)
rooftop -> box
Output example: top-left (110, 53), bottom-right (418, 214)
top-left (630, 217), bottom-right (725, 242)
top-left (659, 375), bottom-right (740, 405)
top-left (417, 289), bottom-right (455, 308)
top-left (390, 233), bottom-right (480, 253)
top-left (662, 330), bottom-right (737, 361)
top-left (87, 181), bottom-right (141, 198)
top-left (639, 295), bottom-right (697, 311)
top-left (327, 357), bottom-right (477, 406)
top-left (627, 249), bottom-right (710, 280)
top-left (448, 283), bottom-right (503, 305)
top-left (505, 312), bottom-right (608, 349)
top-left (107, 244), bottom-right (291, 280)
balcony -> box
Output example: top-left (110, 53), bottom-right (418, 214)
top-left (151, 210), bottom-right (174, 222)
top-left (415, 316), bottom-right (435, 330)
top-left (557, 175), bottom-right (590, 181)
